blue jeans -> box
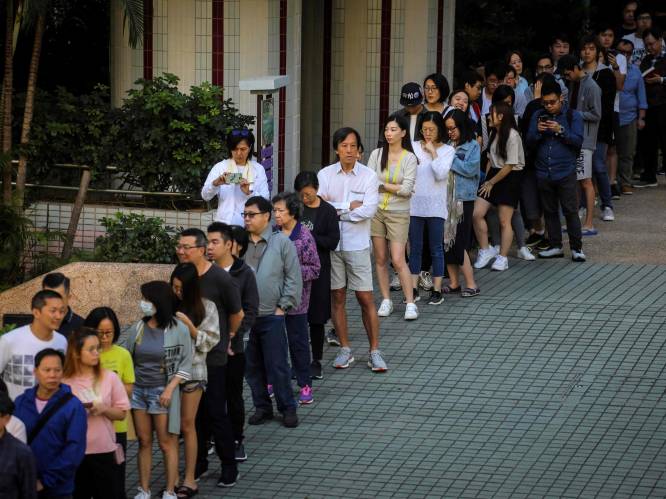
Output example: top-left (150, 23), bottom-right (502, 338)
top-left (408, 216), bottom-right (445, 277)
top-left (592, 141), bottom-right (613, 209)
top-left (286, 314), bottom-right (312, 388)
top-left (245, 315), bottom-right (297, 413)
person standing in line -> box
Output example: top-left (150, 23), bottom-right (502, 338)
top-left (42, 273), bottom-right (84, 339)
top-left (293, 171), bottom-right (340, 380)
top-left (0, 290), bottom-right (67, 400)
top-left (84, 307), bottom-right (134, 499)
top-left (317, 128), bottom-right (387, 372)
top-left (63, 328), bottom-right (130, 499)
top-left (423, 73), bottom-right (452, 116)
top-left (13, 348), bottom-right (87, 499)
top-left (0, 389), bottom-right (37, 499)
top-left (241, 196), bottom-right (302, 427)
top-left (201, 129), bottom-right (269, 226)
top-left (272, 192), bottom-right (321, 404)
top-left (622, 7), bottom-right (654, 66)
top-left (368, 114), bottom-right (418, 319)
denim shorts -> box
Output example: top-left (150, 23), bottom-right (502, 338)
top-left (131, 385), bottom-right (168, 414)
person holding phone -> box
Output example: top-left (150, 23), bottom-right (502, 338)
top-left (202, 129), bottom-right (270, 226)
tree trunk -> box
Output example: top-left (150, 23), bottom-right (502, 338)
top-left (2, 0), bottom-right (14, 206)
top-left (15, 14), bottom-right (45, 210)
top-left (61, 168), bottom-right (91, 261)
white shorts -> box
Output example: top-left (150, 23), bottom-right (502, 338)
top-left (330, 249), bottom-right (374, 292)
top-left (576, 149), bottom-right (593, 181)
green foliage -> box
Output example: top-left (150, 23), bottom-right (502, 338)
top-left (110, 73), bottom-right (254, 196)
top-left (0, 323), bottom-right (17, 336)
top-left (94, 212), bottom-right (179, 264)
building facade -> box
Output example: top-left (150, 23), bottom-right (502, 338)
top-left (110, 0), bottom-right (455, 194)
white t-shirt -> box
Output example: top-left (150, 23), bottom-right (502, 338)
top-left (0, 325), bottom-right (67, 400)
top-left (7, 416), bottom-right (27, 443)
top-left (481, 90), bottom-right (493, 117)
top-left (622, 33), bottom-right (646, 66)
top-left (490, 129), bottom-right (525, 171)
top-left (611, 54), bottom-right (628, 112)
top-left (409, 114), bottom-right (418, 142)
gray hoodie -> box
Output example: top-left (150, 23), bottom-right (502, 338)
top-left (574, 73), bottom-right (602, 150)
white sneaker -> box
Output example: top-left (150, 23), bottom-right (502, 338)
top-left (473, 247), bottom-right (498, 269)
top-left (517, 246), bottom-right (535, 261)
top-left (491, 254), bottom-right (509, 271)
top-left (418, 271), bottom-right (433, 291)
top-left (578, 207), bottom-right (587, 220)
top-left (134, 488), bottom-right (151, 499)
top-left (601, 207), bottom-right (615, 221)
top-left (377, 299), bottom-right (393, 317)
top-left (572, 250), bottom-right (587, 262)
top-left (389, 273), bottom-right (402, 291)
top-left (404, 303), bottom-right (418, 320)
top-left (162, 492), bottom-right (178, 499)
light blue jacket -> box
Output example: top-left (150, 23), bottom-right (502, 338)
top-left (619, 64), bottom-right (648, 126)
top-left (450, 140), bottom-right (481, 201)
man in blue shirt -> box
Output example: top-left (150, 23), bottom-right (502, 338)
top-left (527, 79), bottom-right (586, 262)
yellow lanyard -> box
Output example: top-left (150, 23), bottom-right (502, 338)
top-left (380, 150), bottom-right (407, 210)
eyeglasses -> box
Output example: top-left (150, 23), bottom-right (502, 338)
top-left (175, 244), bottom-right (204, 251)
top-left (537, 64), bottom-right (554, 71)
top-left (97, 330), bottom-right (114, 338)
top-left (241, 211), bottom-right (267, 219)
top-left (424, 86), bottom-right (439, 92)
top-left (446, 126), bottom-right (458, 133)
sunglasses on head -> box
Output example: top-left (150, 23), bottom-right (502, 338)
top-left (231, 129), bottom-right (251, 137)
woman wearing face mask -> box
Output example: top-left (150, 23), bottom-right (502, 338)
top-left (368, 113), bottom-right (419, 319)
top-left (63, 328), bottom-right (131, 499)
top-left (170, 263), bottom-right (220, 498)
top-left (119, 281), bottom-right (193, 499)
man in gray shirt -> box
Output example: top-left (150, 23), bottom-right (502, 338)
top-left (242, 196), bottom-right (302, 428)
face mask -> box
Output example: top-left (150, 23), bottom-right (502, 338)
top-left (139, 300), bottom-right (156, 316)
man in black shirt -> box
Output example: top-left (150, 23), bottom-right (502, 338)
top-left (0, 390), bottom-right (37, 499)
top-left (42, 273), bottom-right (83, 339)
top-left (177, 228), bottom-right (243, 488)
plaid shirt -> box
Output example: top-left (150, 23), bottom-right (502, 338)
top-left (190, 299), bottom-right (220, 382)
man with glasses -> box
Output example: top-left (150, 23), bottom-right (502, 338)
top-left (481, 61), bottom-right (506, 117)
top-left (527, 79), bottom-right (586, 262)
top-left (241, 196), bottom-right (302, 428)
top-left (622, 7), bottom-right (654, 66)
top-left (176, 228), bottom-right (243, 487)
top-left (461, 70), bottom-right (484, 122)
top-left (535, 53), bottom-right (570, 103)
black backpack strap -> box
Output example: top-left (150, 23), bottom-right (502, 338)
top-left (27, 392), bottom-right (74, 444)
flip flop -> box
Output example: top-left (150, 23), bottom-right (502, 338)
top-left (176, 485), bottom-right (199, 498)
top-left (461, 287), bottom-right (480, 297)
top-left (442, 285), bottom-right (461, 294)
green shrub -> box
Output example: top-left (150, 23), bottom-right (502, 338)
top-left (94, 212), bottom-right (179, 264)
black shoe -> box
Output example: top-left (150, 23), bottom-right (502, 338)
top-left (248, 410), bottom-right (274, 425)
top-left (282, 409), bottom-right (299, 428)
top-left (535, 238), bottom-right (551, 251)
top-left (525, 232), bottom-right (544, 247)
top-left (325, 328), bottom-right (340, 346)
top-left (611, 184), bottom-right (621, 200)
top-left (194, 460), bottom-right (209, 482)
top-left (634, 180), bottom-right (658, 188)
top-left (427, 290), bottom-right (443, 305)
top-left (234, 441), bottom-right (247, 462)
top-left (310, 360), bottom-right (323, 380)
top-left (217, 465), bottom-right (239, 488)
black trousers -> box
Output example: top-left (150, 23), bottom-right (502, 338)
top-left (537, 172), bottom-right (582, 252)
top-left (640, 104), bottom-right (666, 182)
top-left (73, 452), bottom-right (120, 499)
top-left (116, 433), bottom-right (127, 499)
top-left (225, 353), bottom-right (246, 444)
top-left (309, 323), bottom-right (325, 362)
top-left (196, 365), bottom-right (237, 468)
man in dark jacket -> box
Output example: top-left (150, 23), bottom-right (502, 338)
top-left (527, 80), bottom-right (586, 263)
top-left (207, 222), bottom-right (259, 462)
top-left (0, 390), bottom-right (37, 499)
top-left (13, 348), bottom-right (87, 499)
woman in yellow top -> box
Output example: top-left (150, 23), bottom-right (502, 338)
top-left (84, 307), bottom-right (134, 499)
top-left (368, 113), bottom-right (418, 321)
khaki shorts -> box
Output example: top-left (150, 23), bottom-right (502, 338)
top-left (330, 249), bottom-right (374, 292)
top-left (370, 209), bottom-right (410, 243)
top-left (576, 149), bottom-right (593, 181)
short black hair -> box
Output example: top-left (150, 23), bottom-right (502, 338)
top-left (230, 225), bottom-right (250, 257)
top-left (332, 127), bottom-right (364, 152)
top-left (245, 195), bottom-right (272, 215)
top-left (140, 281), bottom-right (177, 329)
top-left (180, 228), bottom-right (207, 247)
top-left (226, 129), bottom-right (255, 159)
top-left (0, 391), bottom-right (14, 417)
top-left (558, 54), bottom-right (581, 73)
top-left (580, 33), bottom-right (602, 54)
top-left (492, 84), bottom-right (515, 105)
top-left (42, 272), bottom-right (70, 293)
top-left (595, 23), bottom-right (616, 35)
top-left (416, 111), bottom-right (447, 143)
top-left (423, 73), bottom-right (450, 103)
top-left (446, 109), bottom-right (476, 145)
top-left (535, 53), bottom-right (554, 67)
top-left (635, 6), bottom-right (652, 18)
top-left (535, 72), bottom-right (557, 86)
top-left (272, 192), bottom-right (303, 221)
top-left (460, 69), bottom-right (484, 88)
top-left (550, 32), bottom-right (570, 46)
top-left (643, 28), bottom-right (662, 41)
top-left (505, 49), bottom-right (524, 66)
top-left (294, 171), bottom-right (319, 191)
top-left (35, 348), bottom-right (65, 368)
top-left (541, 79), bottom-right (562, 97)
top-left (207, 221), bottom-right (233, 242)
top-left (31, 289), bottom-right (63, 310)
top-left (484, 60), bottom-right (507, 81)
top-left (84, 307), bottom-right (121, 343)
top-left (617, 38), bottom-right (635, 50)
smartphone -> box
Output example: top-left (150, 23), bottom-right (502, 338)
top-left (224, 172), bottom-right (243, 184)
top-left (538, 114), bottom-right (551, 123)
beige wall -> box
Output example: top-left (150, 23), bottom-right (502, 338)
top-left (166, 0), bottom-right (197, 93)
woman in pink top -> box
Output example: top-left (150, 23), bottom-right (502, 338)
top-left (63, 328), bottom-right (130, 499)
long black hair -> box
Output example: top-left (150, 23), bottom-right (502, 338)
top-left (380, 113), bottom-right (416, 171)
top-left (140, 281), bottom-right (177, 329)
top-left (170, 264), bottom-right (205, 327)
top-left (446, 109), bottom-right (476, 146)
top-left (488, 101), bottom-right (517, 162)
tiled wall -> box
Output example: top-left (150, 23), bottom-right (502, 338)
top-left (427, 0), bottom-right (438, 73)
top-left (330, 0), bottom-right (345, 138)
top-left (195, 0), bottom-right (212, 84)
top-left (224, 0), bottom-right (240, 105)
top-left (153, 0), bottom-right (169, 75)
top-left (389, 0), bottom-right (405, 114)
top-left (365, 0), bottom-right (381, 154)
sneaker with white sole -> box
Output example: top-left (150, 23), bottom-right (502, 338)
top-left (578, 207), bottom-right (587, 220)
top-left (162, 491), bottom-right (178, 499)
top-left (368, 350), bottom-right (388, 372)
top-left (418, 271), bottom-right (433, 290)
top-left (333, 347), bottom-right (354, 369)
top-left (474, 246), bottom-right (498, 269)
top-left (325, 328), bottom-right (340, 346)
top-left (601, 206), bottom-right (615, 221)
top-left (538, 247), bottom-right (564, 259)
top-left (517, 246), bottom-right (536, 261)
top-left (491, 254), bottom-right (509, 271)
top-left (571, 250), bottom-right (586, 262)
top-left (134, 488), bottom-right (151, 499)
top-left (389, 273), bottom-right (402, 291)
top-left (377, 299), bottom-right (393, 317)
top-left (404, 303), bottom-right (418, 320)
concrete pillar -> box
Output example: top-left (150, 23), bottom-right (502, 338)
top-left (110, 0), bottom-right (142, 107)
top-left (167, 0), bottom-right (197, 92)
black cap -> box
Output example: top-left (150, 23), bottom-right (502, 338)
top-left (400, 82), bottom-right (423, 107)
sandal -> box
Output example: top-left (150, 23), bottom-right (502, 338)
top-left (461, 287), bottom-right (480, 297)
top-left (176, 485), bottom-right (199, 498)
top-left (442, 285), bottom-right (461, 294)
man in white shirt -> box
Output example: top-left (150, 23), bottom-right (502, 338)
top-left (0, 290), bottom-right (67, 400)
top-left (622, 8), bottom-right (653, 66)
top-left (317, 127), bottom-right (387, 373)
top-left (201, 129), bottom-right (270, 226)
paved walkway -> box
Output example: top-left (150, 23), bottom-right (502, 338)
top-left (126, 181), bottom-right (666, 498)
